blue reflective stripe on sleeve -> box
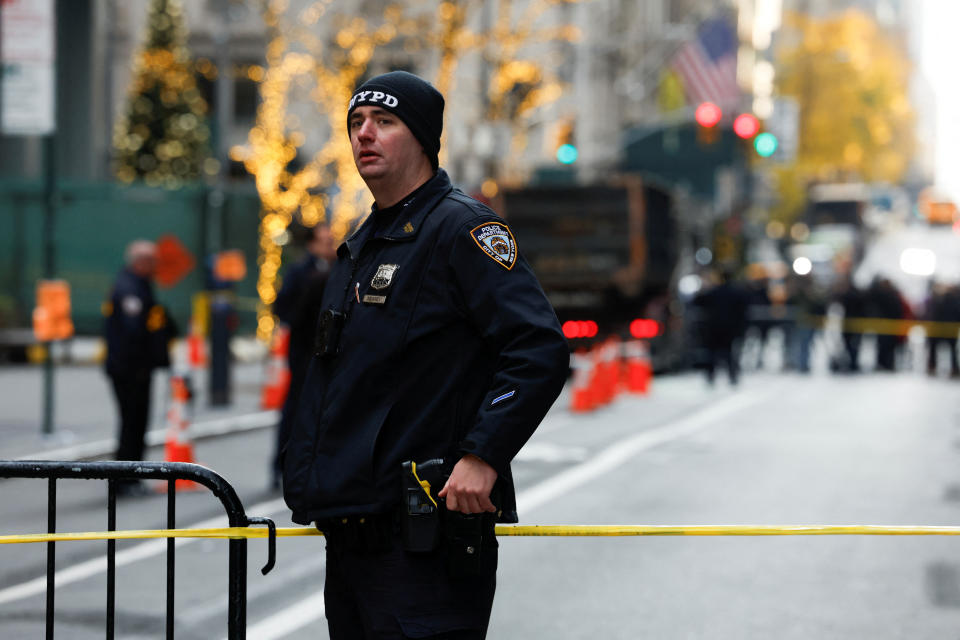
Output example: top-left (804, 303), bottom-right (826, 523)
top-left (491, 390), bottom-right (516, 405)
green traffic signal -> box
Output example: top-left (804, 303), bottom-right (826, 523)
top-left (556, 143), bottom-right (578, 165)
top-left (754, 132), bottom-right (778, 157)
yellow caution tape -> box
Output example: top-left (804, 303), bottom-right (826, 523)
top-left (803, 315), bottom-right (960, 338)
top-left (4, 524), bottom-right (960, 545)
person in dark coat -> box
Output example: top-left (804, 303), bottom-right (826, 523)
top-left (281, 71), bottom-right (568, 639)
top-left (834, 276), bottom-right (865, 373)
top-left (694, 269), bottom-right (749, 385)
top-left (103, 240), bottom-right (174, 496)
top-left (865, 276), bottom-right (908, 371)
top-left (926, 281), bottom-right (960, 377)
top-left (269, 223), bottom-right (336, 488)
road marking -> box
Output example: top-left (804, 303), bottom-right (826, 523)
top-left (514, 441), bottom-right (588, 463)
top-left (516, 390), bottom-right (765, 514)
top-left (232, 591), bottom-right (326, 640)
top-left (0, 497), bottom-right (288, 606)
top-left (15, 410), bottom-right (279, 462)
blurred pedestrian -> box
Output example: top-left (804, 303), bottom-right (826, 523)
top-left (833, 276), bottom-right (864, 373)
top-left (694, 268), bottom-right (749, 385)
top-left (786, 272), bottom-right (827, 373)
top-left (282, 70), bottom-right (568, 639)
top-left (865, 276), bottom-right (908, 371)
top-left (103, 240), bottom-right (175, 496)
top-left (270, 223), bottom-right (336, 489)
top-left (925, 281), bottom-right (960, 378)
top-left (744, 269), bottom-right (772, 369)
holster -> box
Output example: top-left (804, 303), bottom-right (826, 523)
top-left (400, 459), bottom-right (447, 553)
top-left (400, 458), bottom-right (500, 578)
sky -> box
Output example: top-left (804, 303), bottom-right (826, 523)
top-left (919, 0), bottom-right (960, 202)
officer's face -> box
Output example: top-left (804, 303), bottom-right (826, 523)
top-left (349, 106), bottom-right (427, 183)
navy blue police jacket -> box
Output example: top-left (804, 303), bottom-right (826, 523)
top-left (104, 268), bottom-right (171, 377)
top-left (282, 169), bottom-right (569, 525)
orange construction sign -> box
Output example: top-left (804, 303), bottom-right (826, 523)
top-left (213, 250), bottom-right (247, 283)
top-left (33, 280), bottom-right (73, 342)
top-left (155, 235), bottom-right (196, 288)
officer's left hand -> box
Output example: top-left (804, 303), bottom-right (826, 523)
top-left (438, 454), bottom-right (498, 514)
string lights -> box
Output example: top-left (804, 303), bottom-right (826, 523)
top-left (113, 0), bottom-right (214, 188)
top-left (241, 0), bottom-right (580, 340)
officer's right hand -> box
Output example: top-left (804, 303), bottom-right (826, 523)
top-left (438, 454), bottom-right (498, 514)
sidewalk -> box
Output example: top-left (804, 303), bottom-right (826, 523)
top-left (0, 359), bottom-right (277, 462)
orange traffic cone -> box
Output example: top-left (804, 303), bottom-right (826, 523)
top-left (187, 319), bottom-right (207, 369)
top-left (623, 339), bottom-right (652, 394)
top-left (261, 326), bottom-right (291, 410)
top-left (570, 348), bottom-right (595, 413)
top-left (596, 337), bottom-right (620, 406)
top-left (164, 374), bottom-right (199, 490)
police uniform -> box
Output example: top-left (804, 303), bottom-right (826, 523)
top-left (282, 168), bottom-right (569, 637)
top-left (104, 267), bottom-right (172, 467)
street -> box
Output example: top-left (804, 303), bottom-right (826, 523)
top-left (2, 361), bottom-right (960, 638)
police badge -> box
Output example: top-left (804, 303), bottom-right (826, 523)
top-left (371, 264), bottom-right (399, 290)
top-left (470, 222), bottom-right (517, 270)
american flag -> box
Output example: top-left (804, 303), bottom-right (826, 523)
top-left (671, 17), bottom-right (739, 107)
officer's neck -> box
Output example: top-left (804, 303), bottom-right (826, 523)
top-left (366, 162), bottom-right (435, 209)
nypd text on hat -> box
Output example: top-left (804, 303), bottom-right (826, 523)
top-left (349, 90), bottom-right (399, 110)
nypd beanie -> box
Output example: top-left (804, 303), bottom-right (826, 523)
top-left (347, 71), bottom-right (445, 170)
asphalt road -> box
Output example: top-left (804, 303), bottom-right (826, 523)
top-left (2, 368), bottom-right (960, 639)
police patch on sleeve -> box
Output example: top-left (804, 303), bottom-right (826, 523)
top-left (469, 222), bottom-right (517, 270)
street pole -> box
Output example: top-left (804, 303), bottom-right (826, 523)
top-left (42, 133), bottom-right (56, 436)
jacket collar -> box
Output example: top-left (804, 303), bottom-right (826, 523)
top-left (341, 169), bottom-right (454, 257)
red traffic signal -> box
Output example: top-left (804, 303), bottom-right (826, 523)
top-left (694, 102), bottom-right (722, 128)
top-left (733, 113), bottom-right (760, 139)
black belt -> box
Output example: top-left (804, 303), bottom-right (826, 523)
top-left (316, 512), bottom-right (398, 553)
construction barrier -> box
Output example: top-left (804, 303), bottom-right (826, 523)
top-left (0, 461), bottom-right (276, 640)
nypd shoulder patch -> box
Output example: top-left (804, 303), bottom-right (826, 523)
top-left (469, 221), bottom-right (517, 270)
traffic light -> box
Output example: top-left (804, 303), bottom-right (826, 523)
top-left (556, 143), bottom-right (578, 165)
top-left (553, 119), bottom-right (577, 164)
top-left (733, 113), bottom-right (760, 139)
top-left (695, 102), bottom-right (722, 145)
top-left (754, 132), bottom-right (778, 158)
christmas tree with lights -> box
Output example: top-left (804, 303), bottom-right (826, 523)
top-left (113, 0), bottom-right (212, 188)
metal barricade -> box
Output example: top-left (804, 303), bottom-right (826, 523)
top-left (0, 460), bottom-right (276, 640)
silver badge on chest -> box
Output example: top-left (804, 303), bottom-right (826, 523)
top-left (370, 264), bottom-right (399, 290)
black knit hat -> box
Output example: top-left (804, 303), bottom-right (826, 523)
top-left (347, 71), bottom-right (445, 170)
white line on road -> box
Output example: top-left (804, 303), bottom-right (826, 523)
top-left (516, 390), bottom-right (765, 514)
top-left (234, 591), bottom-right (326, 640)
top-left (15, 410), bottom-right (279, 462)
top-left (0, 497), bottom-right (288, 606)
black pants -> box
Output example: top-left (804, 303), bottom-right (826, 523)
top-left (324, 540), bottom-right (495, 639)
top-left (110, 369), bottom-right (152, 463)
top-left (928, 337), bottom-right (959, 375)
top-left (705, 341), bottom-right (739, 385)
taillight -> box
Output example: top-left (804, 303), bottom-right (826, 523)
top-left (562, 320), bottom-right (599, 339)
top-left (629, 319), bottom-right (660, 339)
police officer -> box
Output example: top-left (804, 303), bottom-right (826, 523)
top-left (281, 71), bottom-right (569, 638)
top-left (270, 223), bottom-right (336, 489)
top-left (104, 240), bottom-right (173, 496)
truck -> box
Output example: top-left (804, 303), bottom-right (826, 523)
top-left (492, 178), bottom-right (684, 370)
